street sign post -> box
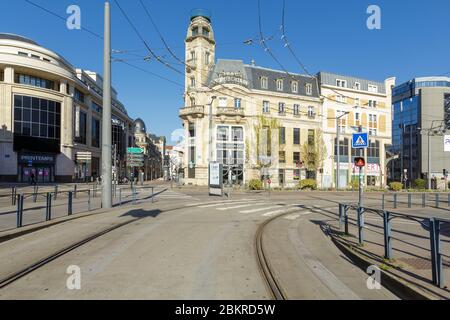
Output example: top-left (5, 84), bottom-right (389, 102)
top-left (354, 157), bottom-right (365, 208)
top-left (352, 133), bottom-right (369, 149)
top-left (127, 147), bottom-right (144, 154)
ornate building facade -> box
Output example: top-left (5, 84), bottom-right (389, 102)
top-left (179, 11), bottom-right (322, 187)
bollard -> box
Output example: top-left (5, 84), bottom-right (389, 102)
top-left (87, 190), bottom-right (91, 211)
top-left (132, 186), bottom-right (136, 205)
top-left (16, 194), bottom-right (24, 228)
top-left (119, 188), bottom-right (122, 206)
top-left (393, 194), bottom-right (397, 209)
top-left (68, 191), bottom-right (73, 215)
top-left (435, 193), bottom-right (439, 208)
top-left (408, 193), bottom-right (412, 208)
top-left (382, 194), bottom-right (385, 210)
top-left (357, 207), bottom-right (364, 245)
top-left (422, 193), bottom-right (426, 208)
top-left (344, 207), bottom-right (349, 236)
top-left (448, 194), bottom-right (450, 207)
top-left (74, 185), bottom-right (77, 199)
top-left (429, 218), bottom-right (444, 288)
top-left (45, 192), bottom-right (52, 221)
top-left (383, 211), bottom-right (392, 260)
top-left (54, 185), bottom-right (58, 200)
top-left (339, 204), bottom-right (344, 231)
top-left (11, 187), bottom-right (17, 206)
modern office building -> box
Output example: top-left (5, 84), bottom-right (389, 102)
top-left (391, 76), bottom-right (450, 188)
top-left (179, 10), bottom-right (322, 187)
top-left (0, 33), bottom-right (134, 182)
top-left (318, 72), bottom-right (396, 188)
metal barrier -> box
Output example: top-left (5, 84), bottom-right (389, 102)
top-left (338, 203), bottom-right (448, 288)
top-left (16, 194), bottom-right (24, 228)
top-left (45, 192), bottom-right (52, 221)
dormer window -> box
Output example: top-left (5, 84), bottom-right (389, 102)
top-left (354, 82), bottom-right (361, 90)
top-left (261, 77), bottom-right (268, 89)
top-left (202, 27), bottom-right (210, 37)
top-left (336, 79), bottom-right (347, 88)
top-left (276, 79), bottom-right (284, 91)
top-left (305, 83), bottom-right (312, 95)
top-left (192, 27), bottom-right (199, 36)
top-left (291, 81), bottom-right (298, 93)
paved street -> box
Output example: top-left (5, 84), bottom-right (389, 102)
top-left (2, 183), bottom-right (448, 299)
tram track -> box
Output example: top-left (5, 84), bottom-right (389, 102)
top-left (255, 211), bottom-right (297, 300)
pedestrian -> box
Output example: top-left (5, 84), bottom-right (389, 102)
top-left (30, 172), bottom-right (36, 186)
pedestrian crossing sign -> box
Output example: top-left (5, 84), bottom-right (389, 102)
top-left (352, 133), bottom-right (369, 149)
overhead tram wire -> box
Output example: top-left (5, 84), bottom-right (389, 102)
top-left (112, 0), bottom-right (185, 76)
top-left (24, 0), bottom-right (103, 40)
top-left (134, 0), bottom-right (321, 118)
top-left (278, 0), bottom-right (371, 110)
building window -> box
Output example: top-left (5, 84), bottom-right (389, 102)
top-left (262, 100), bottom-right (270, 113)
top-left (190, 97), bottom-right (196, 106)
top-left (0, 69), bottom-right (4, 82)
top-left (367, 140), bottom-right (380, 159)
top-left (278, 102), bottom-right (285, 115)
top-left (276, 79), bottom-right (283, 91)
top-left (368, 84), bottom-right (378, 93)
top-left (293, 128), bottom-right (300, 145)
top-left (91, 118), bottom-right (100, 148)
top-left (354, 82), bottom-right (361, 90)
top-left (261, 77), bottom-right (268, 89)
top-left (74, 88), bottom-right (85, 103)
top-left (190, 77), bottom-right (196, 88)
top-left (205, 52), bottom-right (210, 65)
top-left (202, 27), bottom-right (210, 37)
top-left (13, 95), bottom-right (61, 140)
top-left (293, 152), bottom-right (300, 164)
top-left (307, 106), bottom-right (315, 118)
top-left (293, 104), bottom-right (300, 116)
top-left (192, 27), bottom-right (199, 36)
top-left (291, 81), bottom-right (298, 93)
top-left (369, 114), bottom-right (378, 135)
top-left (91, 101), bottom-right (102, 113)
top-left (305, 83), bottom-right (312, 95)
top-left (74, 108), bottom-right (87, 144)
top-left (279, 151), bottom-right (286, 164)
top-left (308, 130), bottom-right (315, 146)
top-left (190, 50), bottom-right (196, 61)
top-left (336, 79), bottom-right (347, 88)
top-left (219, 97), bottom-right (227, 107)
top-left (334, 138), bottom-right (349, 159)
top-left (280, 127), bottom-right (286, 144)
top-left (355, 98), bottom-right (360, 106)
top-left (231, 126), bottom-right (244, 142)
top-left (18, 51), bottom-right (28, 57)
top-left (234, 98), bottom-right (242, 109)
top-left (15, 73), bottom-right (55, 90)
top-left (337, 95), bottom-right (346, 103)
top-left (337, 110), bottom-right (347, 132)
top-left (293, 169), bottom-right (301, 180)
top-left (217, 126), bottom-right (229, 141)
top-left (368, 100), bottom-right (377, 108)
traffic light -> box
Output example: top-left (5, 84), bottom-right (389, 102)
top-left (354, 157), bottom-right (365, 168)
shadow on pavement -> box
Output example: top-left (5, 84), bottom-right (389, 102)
top-left (120, 209), bottom-right (161, 219)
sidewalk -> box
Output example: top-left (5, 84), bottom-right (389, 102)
top-left (326, 207), bottom-right (450, 299)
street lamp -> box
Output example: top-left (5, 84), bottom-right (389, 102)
top-left (208, 96), bottom-right (217, 163)
top-left (330, 111), bottom-right (350, 189)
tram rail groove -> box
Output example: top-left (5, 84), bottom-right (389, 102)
top-left (255, 212), bottom-right (295, 300)
top-left (0, 219), bottom-right (137, 289)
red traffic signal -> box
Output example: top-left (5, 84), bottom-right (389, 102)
top-left (354, 157), bottom-right (365, 168)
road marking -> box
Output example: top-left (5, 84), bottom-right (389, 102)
top-left (261, 207), bottom-right (300, 217)
top-left (216, 202), bottom-right (267, 210)
top-left (198, 200), bottom-right (257, 208)
top-left (240, 205), bottom-right (284, 214)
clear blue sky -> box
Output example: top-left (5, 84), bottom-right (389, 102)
top-left (1, 0), bottom-right (449, 142)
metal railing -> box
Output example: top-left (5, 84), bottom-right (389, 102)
top-left (3, 184), bottom-right (156, 232)
top-left (339, 203), bottom-right (449, 288)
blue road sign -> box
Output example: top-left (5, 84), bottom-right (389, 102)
top-left (352, 132), bottom-right (369, 149)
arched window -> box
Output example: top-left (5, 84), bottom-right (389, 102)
top-left (192, 27), bottom-right (199, 36)
top-left (202, 27), bottom-right (210, 37)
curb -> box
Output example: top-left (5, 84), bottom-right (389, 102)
top-left (330, 233), bottom-right (438, 300)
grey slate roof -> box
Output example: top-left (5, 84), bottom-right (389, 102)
top-left (207, 59), bottom-right (320, 98)
top-left (317, 71), bottom-right (386, 94)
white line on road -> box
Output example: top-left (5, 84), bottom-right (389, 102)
top-left (239, 206), bottom-right (284, 214)
top-left (216, 202), bottom-right (268, 211)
